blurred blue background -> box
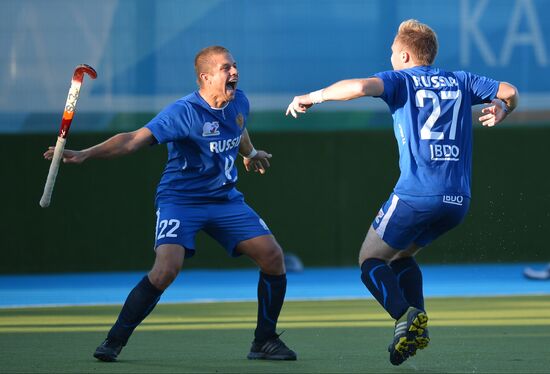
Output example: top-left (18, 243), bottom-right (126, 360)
top-left (1, 0), bottom-right (549, 132)
top-left (1, 0), bottom-right (548, 273)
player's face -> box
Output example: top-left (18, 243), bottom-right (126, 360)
top-left (390, 42), bottom-right (401, 70)
top-left (204, 52), bottom-right (239, 103)
top-left (390, 42), bottom-right (407, 70)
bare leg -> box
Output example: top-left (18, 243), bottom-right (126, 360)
top-left (148, 244), bottom-right (186, 290)
top-left (236, 234), bottom-right (285, 275)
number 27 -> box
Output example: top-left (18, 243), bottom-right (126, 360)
top-left (416, 89), bottom-right (462, 140)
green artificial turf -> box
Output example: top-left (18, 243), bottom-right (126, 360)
top-left (1, 296), bottom-right (549, 373)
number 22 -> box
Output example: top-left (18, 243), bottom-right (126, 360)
top-left (156, 217), bottom-right (180, 239)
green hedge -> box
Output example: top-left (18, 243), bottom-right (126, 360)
top-left (2, 126), bottom-right (549, 273)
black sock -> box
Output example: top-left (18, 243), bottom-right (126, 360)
top-left (107, 275), bottom-right (163, 344)
top-left (360, 259), bottom-right (409, 320)
top-left (254, 272), bottom-right (287, 342)
top-left (390, 257), bottom-right (425, 311)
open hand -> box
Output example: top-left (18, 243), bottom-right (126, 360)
top-left (285, 95), bottom-right (313, 118)
top-left (479, 99), bottom-right (508, 127)
top-left (243, 150), bottom-right (272, 174)
top-left (43, 147), bottom-right (87, 164)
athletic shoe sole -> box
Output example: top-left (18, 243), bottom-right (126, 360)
top-left (247, 352), bottom-right (297, 360)
top-left (93, 350), bottom-right (117, 362)
top-left (389, 310), bottom-right (429, 365)
top-left (395, 311), bottom-right (429, 355)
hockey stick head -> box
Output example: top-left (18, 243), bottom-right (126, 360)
top-left (72, 64), bottom-right (97, 83)
top-left (57, 65), bottom-right (97, 138)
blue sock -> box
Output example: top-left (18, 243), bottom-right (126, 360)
top-left (360, 259), bottom-right (409, 320)
top-left (390, 257), bottom-right (425, 311)
top-left (255, 272), bottom-right (287, 342)
top-left (108, 275), bottom-right (163, 344)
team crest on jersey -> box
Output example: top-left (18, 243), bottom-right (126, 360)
top-left (236, 113), bottom-right (244, 128)
top-left (202, 121), bottom-right (220, 137)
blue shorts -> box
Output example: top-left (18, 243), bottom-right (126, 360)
top-left (372, 192), bottom-right (470, 250)
top-left (154, 197), bottom-right (271, 258)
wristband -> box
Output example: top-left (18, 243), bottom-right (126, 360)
top-left (243, 148), bottom-right (258, 159)
top-left (500, 100), bottom-right (510, 114)
top-left (309, 89), bottom-right (325, 104)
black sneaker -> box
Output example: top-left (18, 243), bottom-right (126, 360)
top-left (388, 307), bottom-right (429, 366)
top-left (93, 338), bottom-right (124, 362)
top-left (247, 334), bottom-right (297, 360)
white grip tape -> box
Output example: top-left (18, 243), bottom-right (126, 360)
top-left (39, 136), bottom-right (66, 208)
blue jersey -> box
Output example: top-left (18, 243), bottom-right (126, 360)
top-left (374, 66), bottom-right (499, 198)
top-left (145, 89), bottom-right (249, 204)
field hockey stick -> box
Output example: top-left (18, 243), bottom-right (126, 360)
top-left (39, 64), bottom-right (97, 208)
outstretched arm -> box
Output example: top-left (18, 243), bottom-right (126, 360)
top-left (478, 82), bottom-right (519, 127)
top-left (286, 77), bottom-right (384, 118)
top-left (43, 127), bottom-right (156, 164)
top-left (239, 128), bottom-right (272, 175)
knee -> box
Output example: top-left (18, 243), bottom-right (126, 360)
top-left (358, 250), bottom-right (375, 267)
top-left (149, 265), bottom-right (180, 290)
top-left (259, 246), bottom-right (285, 274)
top-left (358, 245), bottom-right (374, 266)
top-left (391, 252), bottom-right (414, 263)
top-left (358, 252), bottom-right (367, 267)
top-left (358, 247), bottom-right (391, 267)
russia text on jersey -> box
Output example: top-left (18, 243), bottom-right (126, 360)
top-left (209, 135), bottom-right (242, 153)
top-left (411, 75), bottom-right (459, 89)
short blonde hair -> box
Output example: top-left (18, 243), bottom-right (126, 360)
top-left (394, 19), bottom-right (438, 66)
top-left (194, 46), bottom-right (230, 86)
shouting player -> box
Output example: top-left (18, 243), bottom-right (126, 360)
top-left (286, 19), bottom-right (518, 365)
top-left (44, 46), bottom-right (297, 362)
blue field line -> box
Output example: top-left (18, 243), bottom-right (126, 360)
top-left (1, 263), bottom-right (549, 308)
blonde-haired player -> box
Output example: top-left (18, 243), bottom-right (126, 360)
top-left (287, 19), bottom-right (518, 365)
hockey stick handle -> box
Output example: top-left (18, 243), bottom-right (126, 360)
top-left (39, 137), bottom-right (67, 208)
top-left (38, 80), bottom-right (80, 209)
top-left (39, 64), bottom-right (96, 208)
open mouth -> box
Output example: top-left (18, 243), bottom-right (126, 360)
top-left (226, 80), bottom-right (237, 92)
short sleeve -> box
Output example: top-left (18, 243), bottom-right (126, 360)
top-left (373, 70), bottom-right (405, 109)
top-left (242, 94), bottom-right (250, 117)
top-left (458, 71), bottom-right (499, 106)
top-left (145, 102), bottom-right (192, 144)
top-left (235, 90), bottom-right (250, 117)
